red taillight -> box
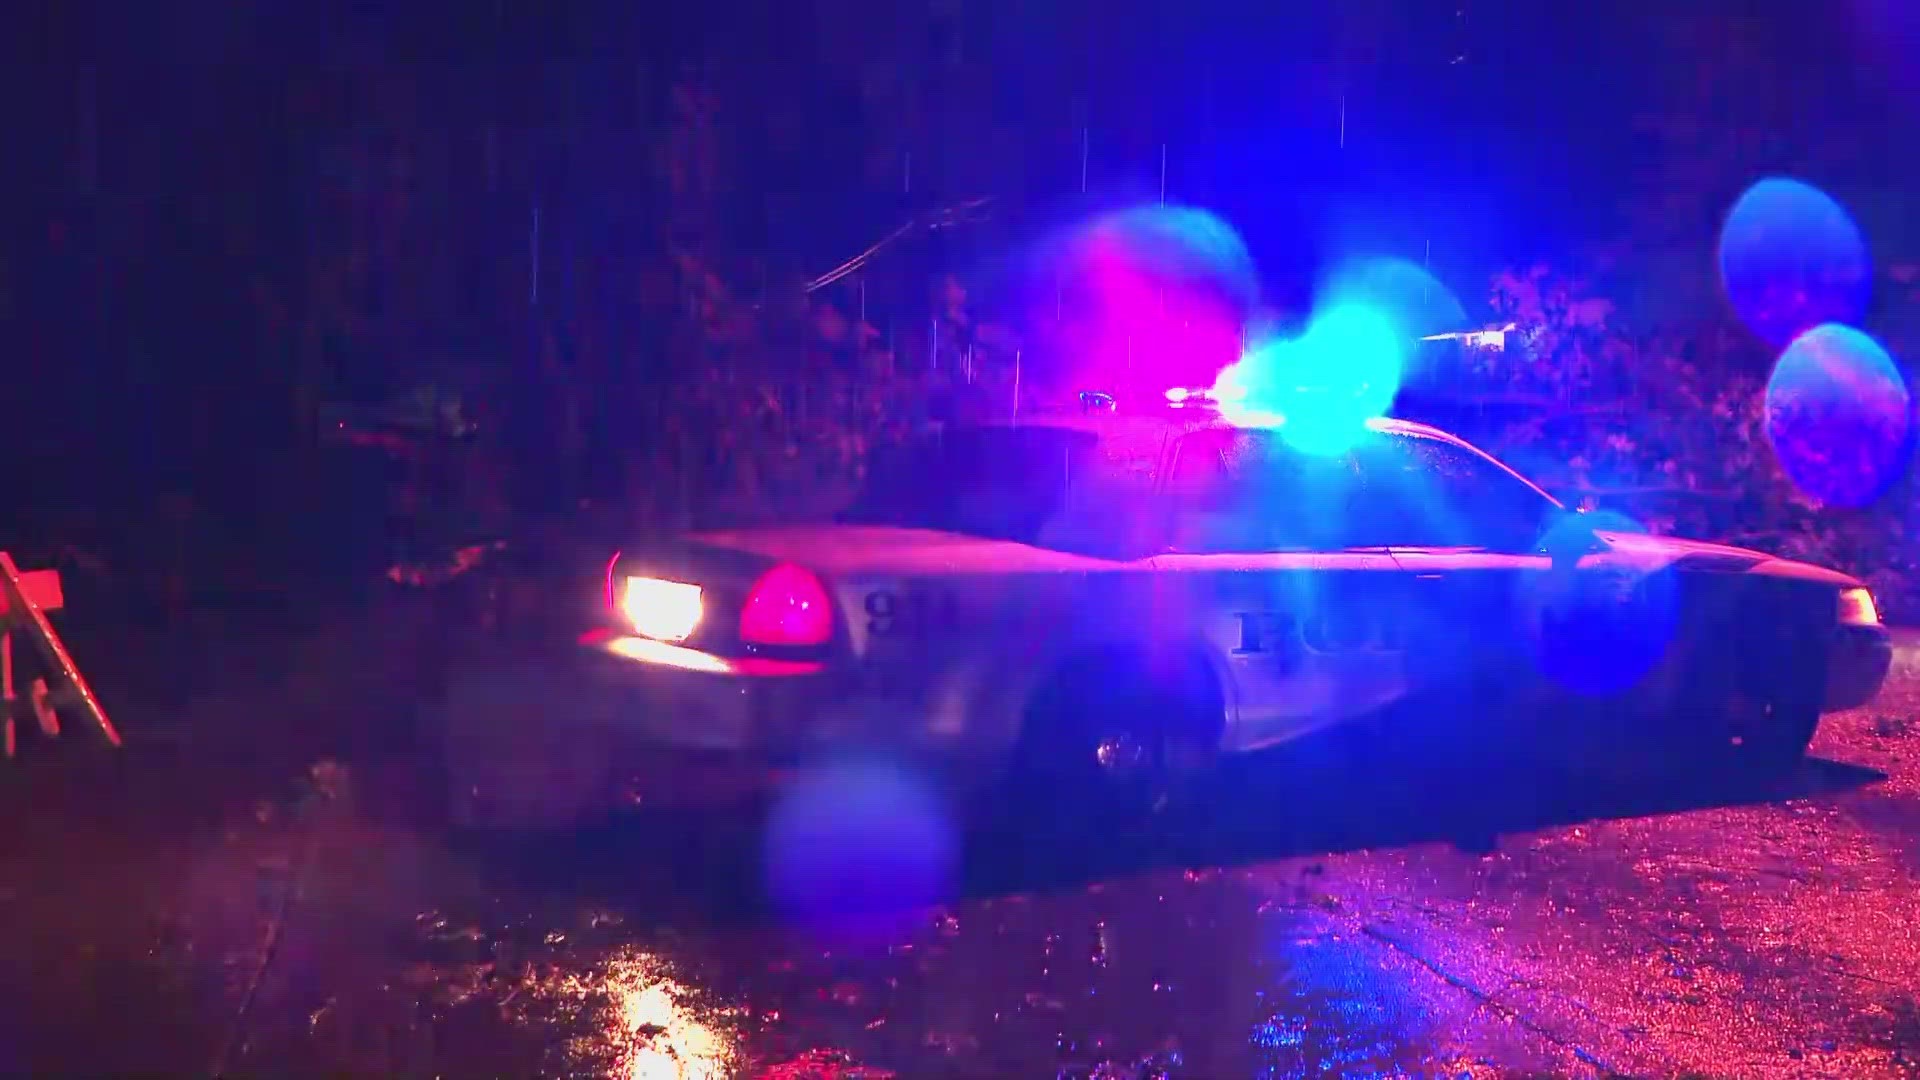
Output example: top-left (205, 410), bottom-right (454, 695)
top-left (739, 563), bottom-right (835, 647)
top-left (604, 550), bottom-right (622, 614)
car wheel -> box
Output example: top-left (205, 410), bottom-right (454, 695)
top-left (1716, 691), bottom-right (1820, 779)
top-left (1002, 664), bottom-right (1178, 843)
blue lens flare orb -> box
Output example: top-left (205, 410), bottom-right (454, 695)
top-left (762, 753), bottom-right (959, 941)
top-left (1088, 205), bottom-right (1259, 305)
top-left (1528, 511), bottom-right (1683, 697)
top-left (1049, 204), bottom-right (1259, 393)
top-left (1223, 303), bottom-right (1406, 455)
top-left (1318, 256), bottom-right (1467, 348)
top-left (1765, 323), bottom-right (1913, 508)
top-left (1717, 178), bottom-right (1872, 348)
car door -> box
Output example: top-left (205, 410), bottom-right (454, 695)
top-left (1349, 430), bottom-right (1570, 709)
top-left (1149, 427), bottom-right (1413, 752)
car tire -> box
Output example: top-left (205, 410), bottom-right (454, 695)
top-left (1660, 687), bottom-right (1819, 783)
top-left (1719, 697), bottom-right (1820, 779)
top-left (1000, 659), bottom-right (1181, 844)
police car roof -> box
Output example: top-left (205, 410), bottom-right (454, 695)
top-left (966, 404), bottom-right (1467, 448)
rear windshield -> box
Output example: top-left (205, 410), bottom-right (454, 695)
top-left (840, 425), bottom-right (1103, 543)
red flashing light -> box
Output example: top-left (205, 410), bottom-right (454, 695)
top-left (739, 563), bottom-right (836, 647)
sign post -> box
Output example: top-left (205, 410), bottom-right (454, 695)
top-left (0, 553), bottom-right (119, 757)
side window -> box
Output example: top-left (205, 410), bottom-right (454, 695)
top-left (847, 426), bottom-right (1094, 544)
top-left (1162, 430), bottom-right (1366, 552)
top-left (1164, 430), bottom-right (1234, 506)
top-left (948, 428), bottom-right (1083, 540)
top-left (1355, 433), bottom-right (1554, 549)
top-left (1035, 430), bottom-right (1162, 557)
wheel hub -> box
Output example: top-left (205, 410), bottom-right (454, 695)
top-left (1095, 733), bottom-right (1153, 775)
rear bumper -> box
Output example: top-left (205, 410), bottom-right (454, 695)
top-left (577, 634), bottom-right (840, 760)
top-left (1825, 625), bottom-right (1892, 712)
top-left (439, 633), bottom-right (1005, 825)
top-left (584, 637), bottom-right (1004, 808)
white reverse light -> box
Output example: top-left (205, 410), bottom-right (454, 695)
top-left (621, 576), bottom-right (704, 642)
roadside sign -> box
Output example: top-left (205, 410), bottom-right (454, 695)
top-left (0, 553), bottom-right (119, 756)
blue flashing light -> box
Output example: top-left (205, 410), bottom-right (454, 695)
top-left (1211, 303), bottom-right (1406, 454)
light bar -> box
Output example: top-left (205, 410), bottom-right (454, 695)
top-left (1165, 384), bottom-right (1248, 406)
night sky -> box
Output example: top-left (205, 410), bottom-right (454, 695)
top-left (5, 0), bottom-right (1914, 514)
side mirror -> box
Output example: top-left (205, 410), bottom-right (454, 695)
top-left (1541, 508), bottom-right (1604, 570)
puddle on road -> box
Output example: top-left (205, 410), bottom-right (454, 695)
top-left (529, 947), bottom-right (744, 1079)
top-left (374, 861), bottom-right (1548, 1080)
top-left (40, 692), bottom-right (1920, 1077)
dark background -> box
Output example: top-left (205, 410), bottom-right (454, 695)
top-left (4, 0), bottom-right (1915, 595)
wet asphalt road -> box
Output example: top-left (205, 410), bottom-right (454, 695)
top-left (3, 618), bottom-right (1920, 1078)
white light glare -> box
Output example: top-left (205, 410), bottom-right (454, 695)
top-left (621, 576), bottom-right (704, 642)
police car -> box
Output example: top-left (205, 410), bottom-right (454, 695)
top-left (436, 388), bottom-right (1893, 828)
